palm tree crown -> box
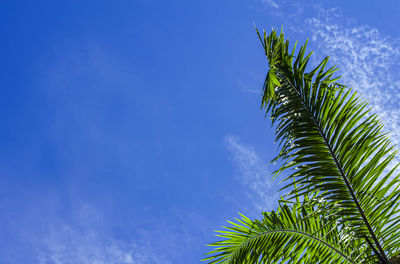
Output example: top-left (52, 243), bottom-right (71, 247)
top-left (204, 28), bottom-right (400, 264)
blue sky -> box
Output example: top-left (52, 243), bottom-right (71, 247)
top-left (1, 0), bottom-right (400, 263)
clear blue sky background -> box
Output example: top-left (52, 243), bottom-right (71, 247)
top-left (1, 0), bottom-right (400, 263)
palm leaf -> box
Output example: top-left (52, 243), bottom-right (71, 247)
top-left (204, 193), bottom-right (369, 263)
top-left (256, 27), bottom-right (400, 262)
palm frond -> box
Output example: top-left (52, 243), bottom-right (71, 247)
top-left (204, 193), bottom-right (369, 263)
top-left (256, 27), bottom-right (400, 261)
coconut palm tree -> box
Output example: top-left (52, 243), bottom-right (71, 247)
top-left (204, 29), bottom-right (400, 263)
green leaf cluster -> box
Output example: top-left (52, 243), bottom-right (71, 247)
top-left (204, 28), bottom-right (400, 264)
top-left (205, 193), bottom-right (368, 263)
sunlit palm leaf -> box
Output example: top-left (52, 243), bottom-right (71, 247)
top-left (204, 193), bottom-right (369, 263)
top-left (256, 28), bottom-right (400, 262)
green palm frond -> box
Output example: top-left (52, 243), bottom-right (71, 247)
top-left (255, 28), bottom-right (400, 262)
top-left (204, 193), bottom-right (369, 263)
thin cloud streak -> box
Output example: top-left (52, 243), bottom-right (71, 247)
top-left (36, 205), bottom-right (169, 264)
top-left (225, 135), bottom-right (280, 212)
top-left (257, 0), bottom-right (305, 17)
top-left (261, 0), bottom-right (280, 9)
top-left (305, 9), bottom-right (400, 167)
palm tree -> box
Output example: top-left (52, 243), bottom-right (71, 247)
top-left (204, 29), bottom-right (400, 263)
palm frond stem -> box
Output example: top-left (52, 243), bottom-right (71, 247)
top-left (365, 236), bottom-right (387, 264)
top-left (228, 229), bottom-right (356, 264)
top-left (277, 73), bottom-right (389, 263)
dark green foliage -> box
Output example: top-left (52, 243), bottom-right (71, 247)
top-left (204, 28), bottom-right (400, 264)
top-left (204, 193), bottom-right (368, 263)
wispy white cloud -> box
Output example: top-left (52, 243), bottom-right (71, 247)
top-left (257, 0), bottom-right (305, 17)
top-left (305, 9), bottom-right (400, 167)
top-left (261, 0), bottom-right (280, 9)
top-left (225, 135), bottom-right (281, 212)
top-left (36, 205), bottom-right (169, 264)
